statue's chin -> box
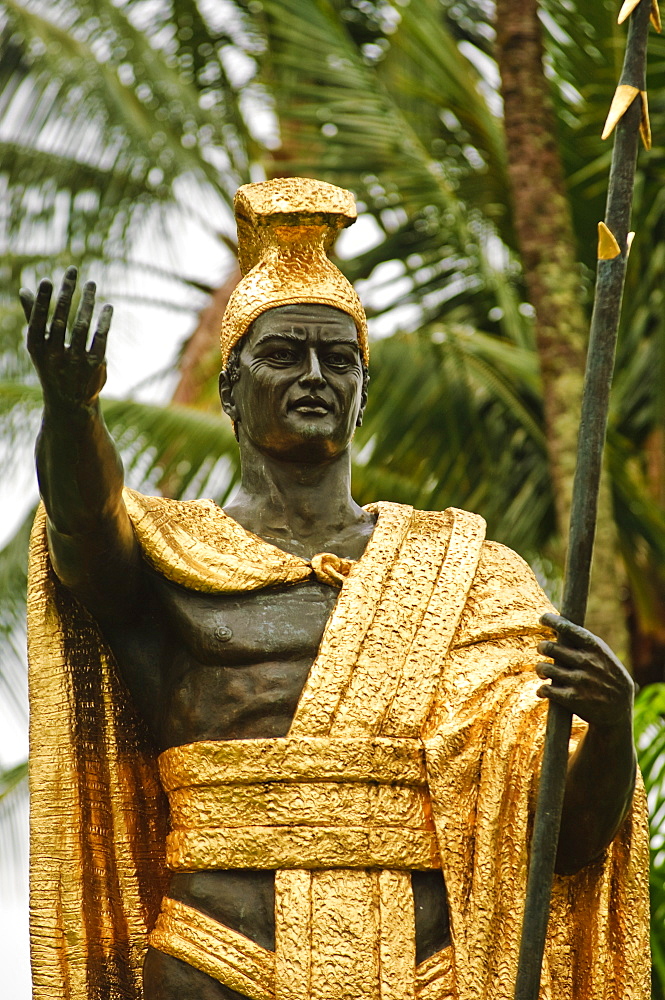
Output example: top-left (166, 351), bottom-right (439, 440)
top-left (240, 415), bottom-right (355, 465)
top-left (257, 432), bottom-right (350, 466)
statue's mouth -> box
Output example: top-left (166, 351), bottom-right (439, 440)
top-left (290, 395), bottom-right (332, 415)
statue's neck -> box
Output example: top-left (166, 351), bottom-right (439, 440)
top-left (223, 440), bottom-right (371, 559)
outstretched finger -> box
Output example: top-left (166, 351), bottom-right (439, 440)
top-left (19, 289), bottom-right (35, 324)
top-left (70, 280), bottom-right (96, 355)
top-left (540, 612), bottom-right (598, 650)
top-left (26, 279), bottom-right (53, 357)
top-left (49, 265), bottom-right (78, 350)
top-left (90, 303), bottom-right (113, 362)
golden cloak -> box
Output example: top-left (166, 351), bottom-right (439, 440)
top-left (27, 491), bottom-right (650, 999)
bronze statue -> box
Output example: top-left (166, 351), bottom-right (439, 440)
top-left (24, 179), bottom-right (649, 1000)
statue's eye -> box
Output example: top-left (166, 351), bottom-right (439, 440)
top-left (325, 352), bottom-right (353, 367)
top-left (269, 348), bottom-right (297, 362)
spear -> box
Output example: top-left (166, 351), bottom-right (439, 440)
top-left (514, 1), bottom-right (656, 996)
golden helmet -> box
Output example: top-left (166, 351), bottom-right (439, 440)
top-left (220, 177), bottom-right (369, 366)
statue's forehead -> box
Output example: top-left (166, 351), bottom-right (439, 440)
top-left (248, 304), bottom-right (359, 344)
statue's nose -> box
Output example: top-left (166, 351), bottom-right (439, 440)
top-left (299, 349), bottom-right (326, 387)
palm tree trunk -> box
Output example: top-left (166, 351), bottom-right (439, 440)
top-left (494, 0), bottom-right (628, 655)
top-left (171, 266), bottom-right (241, 406)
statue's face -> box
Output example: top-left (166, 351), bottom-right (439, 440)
top-left (221, 303), bottom-right (365, 462)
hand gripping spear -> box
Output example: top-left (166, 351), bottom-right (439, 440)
top-left (514, 1), bottom-right (656, 996)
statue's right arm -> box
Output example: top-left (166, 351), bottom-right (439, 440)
top-left (23, 266), bottom-right (141, 624)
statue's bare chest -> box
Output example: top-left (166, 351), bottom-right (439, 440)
top-left (155, 576), bottom-right (338, 665)
top-left (143, 577), bottom-right (339, 747)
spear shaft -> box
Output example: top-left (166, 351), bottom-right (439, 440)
top-left (514, 2), bottom-right (652, 996)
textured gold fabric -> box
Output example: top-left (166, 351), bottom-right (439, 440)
top-left (159, 736), bottom-right (438, 870)
top-left (29, 491), bottom-right (651, 999)
top-left (28, 505), bottom-right (169, 1000)
top-left (124, 489), bottom-right (328, 591)
top-left (163, 824), bottom-right (440, 872)
top-left (220, 178), bottom-right (369, 366)
top-left (416, 951), bottom-right (456, 1000)
top-left (150, 897), bottom-right (275, 1000)
top-left (150, 896), bottom-right (455, 1000)
top-left (159, 735), bottom-right (429, 788)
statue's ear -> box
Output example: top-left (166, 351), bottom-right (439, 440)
top-left (356, 371), bottom-right (368, 426)
top-left (219, 372), bottom-right (240, 441)
top-left (219, 371), bottom-right (237, 422)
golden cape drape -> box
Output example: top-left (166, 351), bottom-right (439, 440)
top-left (28, 489), bottom-right (650, 999)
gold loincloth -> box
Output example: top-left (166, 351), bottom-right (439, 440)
top-left (150, 896), bottom-right (455, 1000)
top-left (150, 736), bottom-right (444, 998)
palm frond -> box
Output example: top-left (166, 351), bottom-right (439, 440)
top-left (0, 380), bottom-right (241, 502)
top-left (353, 322), bottom-right (553, 559)
top-left (103, 395), bottom-right (241, 501)
top-left (634, 683), bottom-right (665, 991)
top-left (0, 507), bottom-right (31, 723)
top-left (0, 759), bottom-right (28, 891)
top-left (259, 0), bottom-right (533, 347)
top-left (0, 512), bottom-right (31, 890)
top-left (0, 0), bottom-right (261, 337)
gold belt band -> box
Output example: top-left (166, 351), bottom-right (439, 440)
top-left (167, 779), bottom-right (433, 831)
top-left (149, 896), bottom-right (456, 1000)
top-left (158, 736), bottom-right (428, 791)
top-left (165, 825), bottom-right (441, 871)
top-left (160, 735), bottom-right (438, 872)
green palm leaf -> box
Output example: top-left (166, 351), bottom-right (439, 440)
top-left (0, 507), bottom-right (31, 887)
top-left (0, 0), bottom-right (261, 360)
top-left (354, 323), bottom-right (552, 556)
top-left (0, 380), bottom-right (241, 501)
top-left (0, 760), bottom-right (28, 889)
top-left (258, 0), bottom-right (532, 346)
top-left (634, 684), bottom-right (665, 992)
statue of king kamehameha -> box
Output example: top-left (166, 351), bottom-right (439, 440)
top-left (24, 178), bottom-right (650, 1000)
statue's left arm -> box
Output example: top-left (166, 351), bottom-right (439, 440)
top-left (537, 613), bottom-right (637, 875)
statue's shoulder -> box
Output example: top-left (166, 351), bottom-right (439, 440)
top-left (121, 488), bottom-right (311, 593)
top-left (414, 504), bottom-right (486, 534)
top-left (408, 503), bottom-right (538, 584)
top-left (123, 486), bottom-right (220, 524)
top-left (372, 501), bottom-right (486, 539)
top-left (475, 536), bottom-right (548, 599)
top-left (403, 503), bottom-right (555, 640)
top-left (448, 516), bottom-right (555, 644)
top-left (408, 503), bottom-right (543, 586)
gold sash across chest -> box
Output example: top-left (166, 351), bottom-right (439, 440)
top-left (149, 501), bottom-right (486, 1000)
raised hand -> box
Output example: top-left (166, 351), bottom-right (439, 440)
top-left (21, 265), bottom-right (113, 409)
top-left (536, 612), bottom-right (635, 728)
